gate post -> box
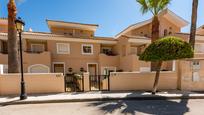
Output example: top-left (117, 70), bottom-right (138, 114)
top-left (108, 74), bottom-right (110, 91)
top-left (83, 72), bottom-right (90, 92)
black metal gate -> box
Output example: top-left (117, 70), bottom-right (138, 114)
top-left (65, 74), bottom-right (84, 92)
top-left (89, 75), bottom-right (110, 91)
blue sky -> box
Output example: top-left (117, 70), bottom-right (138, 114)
top-left (0, 0), bottom-right (203, 37)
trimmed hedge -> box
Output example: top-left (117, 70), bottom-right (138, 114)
top-left (139, 36), bottom-right (194, 62)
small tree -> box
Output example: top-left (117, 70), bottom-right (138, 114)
top-left (139, 36), bottom-right (193, 94)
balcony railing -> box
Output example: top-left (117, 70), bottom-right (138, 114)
top-left (100, 51), bottom-right (118, 56)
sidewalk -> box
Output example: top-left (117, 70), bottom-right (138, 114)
top-left (1, 90), bottom-right (204, 105)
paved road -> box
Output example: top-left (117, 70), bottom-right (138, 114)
top-left (0, 99), bottom-right (203, 115)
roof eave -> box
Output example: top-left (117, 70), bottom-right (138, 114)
top-left (46, 19), bottom-right (99, 32)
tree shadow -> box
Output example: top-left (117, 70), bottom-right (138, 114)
top-left (88, 93), bottom-right (190, 115)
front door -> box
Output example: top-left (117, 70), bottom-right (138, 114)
top-left (88, 64), bottom-right (97, 76)
top-left (53, 63), bottom-right (64, 74)
top-left (88, 64), bottom-right (99, 90)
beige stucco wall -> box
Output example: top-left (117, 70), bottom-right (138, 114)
top-left (47, 40), bottom-right (100, 73)
top-left (0, 52), bottom-right (51, 73)
top-left (0, 73), bottom-right (64, 95)
top-left (99, 54), bottom-right (120, 68)
top-left (23, 52), bottom-right (51, 72)
top-left (197, 29), bottom-right (204, 35)
top-left (159, 17), bottom-right (180, 37)
top-left (0, 24), bottom-right (7, 33)
top-left (110, 72), bottom-right (178, 91)
top-left (0, 53), bottom-right (7, 65)
top-left (128, 23), bottom-right (152, 38)
top-left (120, 54), bottom-right (150, 72)
top-left (179, 60), bottom-right (204, 91)
top-left (125, 17), bottom-right (181, 38)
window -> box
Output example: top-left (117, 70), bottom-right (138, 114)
top-left (31, 44), bottom-right (45, 53)
top-left (57, 43), bottom-right (70, 54)
top-left (82, 44), bottom-right (93, 55)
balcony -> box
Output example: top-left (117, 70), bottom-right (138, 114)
top-left (120, 54), bottom-right (150, 72)
top-left (23, 51), bottom-right (51, 65)
top-left (98, 53), bottom-right (120, 67)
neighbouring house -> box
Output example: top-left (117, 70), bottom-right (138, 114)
top-left (1, 9), bottom-right (204, 93)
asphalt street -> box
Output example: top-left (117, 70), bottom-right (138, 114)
top-left (0, 99), bottom-right (203, 115)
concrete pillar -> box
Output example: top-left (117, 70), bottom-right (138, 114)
top-left (83, 72), bottom-right (90, 91)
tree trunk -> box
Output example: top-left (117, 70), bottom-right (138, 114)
top-left (152, 61), bottom-right (162, 95)
top-left (151, 16), bottom-right (160, 42)
top-left (7, 0), bottom-right (19, 73)
top-left (189, 0), bottom-right (198, 50)
top-left (151, 16), bottom-right (160, 71)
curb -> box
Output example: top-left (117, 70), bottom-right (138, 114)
top-left (1, 95), bottom-right (204, 106)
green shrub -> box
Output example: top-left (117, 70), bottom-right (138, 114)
top-left (139, 36), bottom-right (194, 62)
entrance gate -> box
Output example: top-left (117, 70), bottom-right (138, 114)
top-left (89, 75), bottom-right (110, 91)
top-left (65, 74), bottom-right (84, 92)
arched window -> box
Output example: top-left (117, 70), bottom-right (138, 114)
top-left (28, 64), bottom-right (50, 73)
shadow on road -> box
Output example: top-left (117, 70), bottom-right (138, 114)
top-left (88, 93), bottom-right (190, 115)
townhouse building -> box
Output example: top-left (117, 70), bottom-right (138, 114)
top-left (0, 9), bottom-right (203, 77)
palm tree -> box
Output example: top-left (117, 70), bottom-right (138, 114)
top-left (189, 0), bottom-right (198, 50)
top-left (136, 0), bottom-right (171, 42)
top-left (136, 0), bottom-right (171, 94)
top-left (7, 0), bottom-right (19, 73)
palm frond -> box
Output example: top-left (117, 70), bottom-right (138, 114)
top-left (136, 0), bottom-right (149, 14)
top-left (157, 0), bottom-right (172, 13)
top-left (136, 0), bottom-right (171, 16)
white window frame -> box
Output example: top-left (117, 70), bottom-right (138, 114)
top-left (56, 43), bottom-right (70, 54)
top-left (82, 44), bottom-right (93, 55)
top-left (28, 64), bottom-right (50, 73)
top-left (31, 44), bottom-right (45, 52)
